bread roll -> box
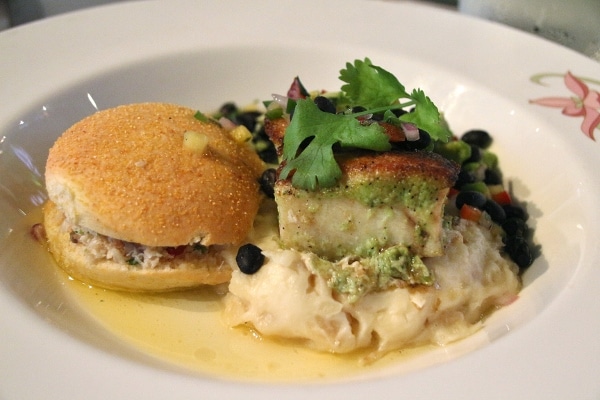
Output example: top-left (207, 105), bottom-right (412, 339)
top-left (43, 102), bottom-right (265, 291)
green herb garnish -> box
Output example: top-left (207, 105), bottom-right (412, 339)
top-left (280, 58), bottom-right (452, 191)
top-left (339, 58), bottom-right (407, 109)
top-left (339, 58), bottom-right (451, 142)
top-left (280, 99), bottom-right (391, 190)
top-left (193, 110), bottom-right (210, 122)
top-left (126, 258), bottom-right (140, 266)
top-left (193, 244), bottom-right (208, 253)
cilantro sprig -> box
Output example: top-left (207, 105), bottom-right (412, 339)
top-left (339, 58), bottom-right (406, 109)
top-left (280, 58), bottom-right (452, 190)
top-left (280, 99), bottom-right (390, 190)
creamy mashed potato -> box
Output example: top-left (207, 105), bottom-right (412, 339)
top-left (224, 204), bottom-right (520, 356)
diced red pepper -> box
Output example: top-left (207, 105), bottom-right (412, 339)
top-left (492, 190), bottom-right (512, 205)
top-left (460, 204), bottom-right (482, 222)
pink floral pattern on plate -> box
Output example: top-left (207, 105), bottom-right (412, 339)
top-left (530, 71), bottom-right (600, 141)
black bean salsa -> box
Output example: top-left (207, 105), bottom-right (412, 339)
top-left (214, 101), bottom-right (536, 275)
top-left (434, 129), bottom-right (537, 270)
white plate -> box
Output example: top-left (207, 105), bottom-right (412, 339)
top-left (1, 0), bottom-right (600, 398)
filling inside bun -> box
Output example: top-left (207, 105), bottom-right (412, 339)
top-left (68, 221), bottom-right (210, 270)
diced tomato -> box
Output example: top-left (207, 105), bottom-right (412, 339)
top-left (492, 190), bottom-right (512, 205)
top-left (378, 122), bottom-right (406, 143)
top-left (460, 204), bottom-right (483, 222)
top-left (448, 187), bottom-right (459, 198)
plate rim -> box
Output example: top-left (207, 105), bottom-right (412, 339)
top-left (1, 1), bottom-right (600, 399)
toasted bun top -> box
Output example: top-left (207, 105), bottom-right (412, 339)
top-left (45, 103), bottom-right (264, 247)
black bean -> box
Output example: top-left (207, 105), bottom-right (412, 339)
top-left (404, 130), bottom-right (431, 150)
top-left (253, 126), bottom-right (279, 164)
top-left (314, 96), bottom-right (336, 114)
top-left (455, 190), bottom-right (487, 210)
top-left (235, 111), bottom-right (261, 132)
top-left (484, 168), bottom-right (502, 185)
top-left (392, 108), bottom-right (408, 117)
top-left (463, 144), bottom-right (481, 164)
top-left (257, 145), bottom-right (278, 165)
top-left (258, 168), bottom-right (277, 199)
top-left (502, 204), bottom-right (528, 221)
top-left (461, 129), bottom-right (493, 149)
top-left (371, 112), bottom-right (385, 121)
top-left (454, 169), bottom-right (476, 189)
top-left (236, 244), bottom-right (265, 274)
top-left (482, 199), bottom-right (506, 223)
top-left (504, 236), bottom-right (534, 269)
top-left (502, 217), bottom-right (528, 237)
top-left (219, 102), bottom-right (238, 117)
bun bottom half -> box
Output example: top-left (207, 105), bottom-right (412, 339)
top-left (43, 201), bottom-right (233, 292)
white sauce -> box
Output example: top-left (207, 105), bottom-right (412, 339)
top-left (225, 202), bottom-right (521, 360)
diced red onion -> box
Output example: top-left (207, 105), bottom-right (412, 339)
top-left (218, 117), bottom-right (237, 130)
top-left (402, 123), bottom-right (420, 141)
top-left (271, 94), bottom-right (289, 110)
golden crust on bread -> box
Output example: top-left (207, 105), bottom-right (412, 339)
top-left (43, 201), bottom-right (232, 291)
top-left (45, 103), bottom-right (264, 247)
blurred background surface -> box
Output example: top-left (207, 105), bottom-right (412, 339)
top-left (0, 0), bottom-right (597, 60)
top-left (0, 0), bottom-right (456, 30)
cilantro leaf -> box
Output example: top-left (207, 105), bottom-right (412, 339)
top-left (194, 110), bottom-right (210, 122)
top-left (340, 58), bottom-right (452, 142)
top-left (279, 58), bottom-right (452, 191)
top-left (395, 89), bottom-right (451, 142)
top-left (339, 58), bottom-right (409, 108)
top-left (280, 99), bottom-right (391, 190)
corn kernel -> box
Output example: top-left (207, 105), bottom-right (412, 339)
top-left (229, 125), bottom-right (252, 144)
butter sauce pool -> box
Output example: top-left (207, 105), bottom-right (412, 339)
top-left (26, 200), bottom-right (434, 382)
top-left (61, 272), bottom-right (428, 382)
top-left (30, 195), bottom-right (516, 382)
